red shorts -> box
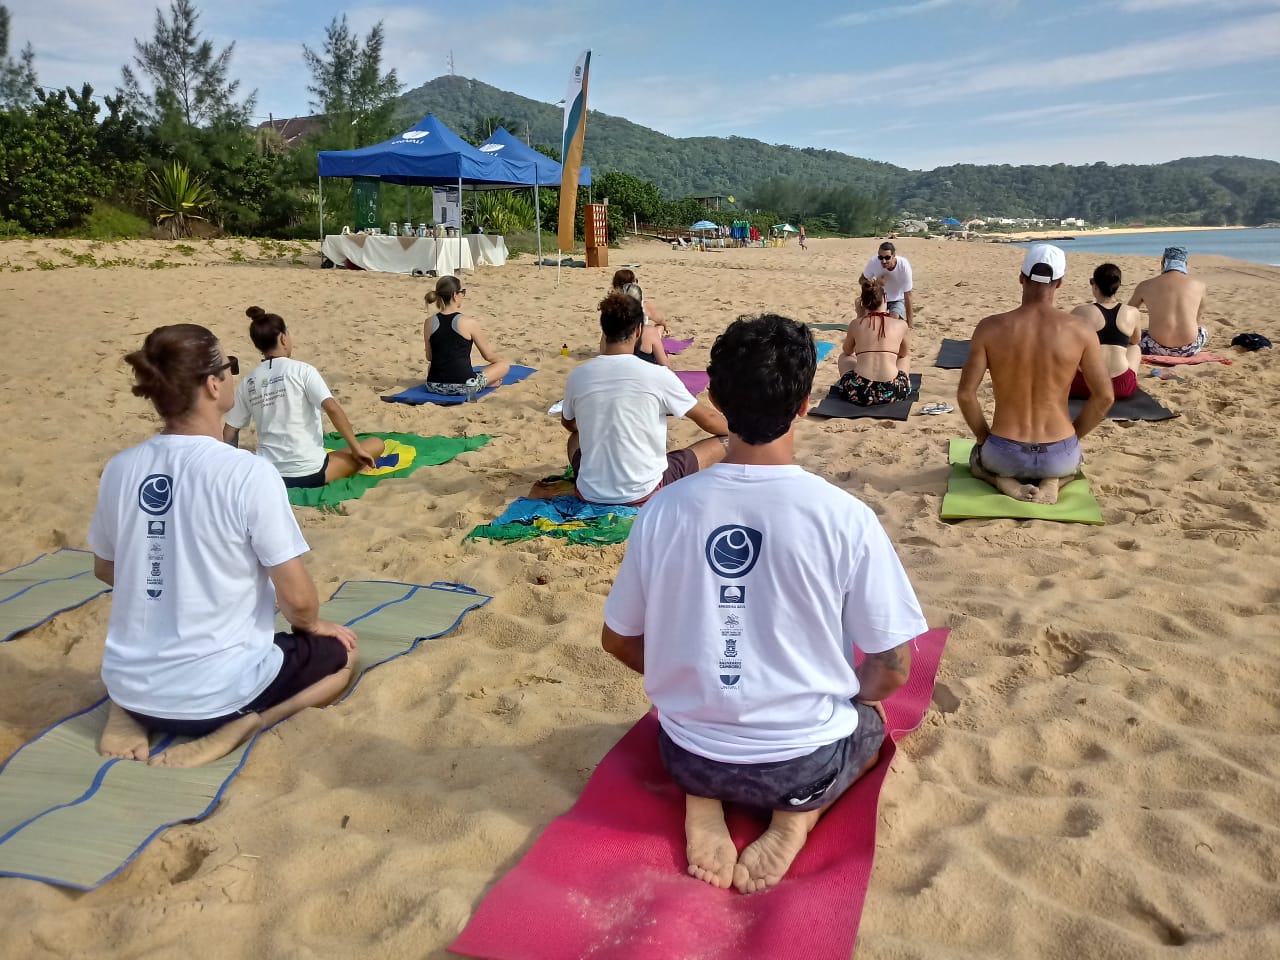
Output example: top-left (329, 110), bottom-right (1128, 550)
top-left (1070, 368), bottom-right (1137, 400)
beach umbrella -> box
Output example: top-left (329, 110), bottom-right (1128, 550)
top-left (941, 217), bottom-right (963, 227)
top-left (772, 223), bottom-right (798, 233)
top-left (690, 219), bottom-right (717, 231)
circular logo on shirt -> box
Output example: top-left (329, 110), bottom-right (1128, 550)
top-left (138, 474), bottom-right (174, 516)
top-left (705, 525), bottom-right (762, 579)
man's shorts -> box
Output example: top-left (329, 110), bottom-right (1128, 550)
top-left (424, 372), bottom-right (489, 396)
top-left (1070, 368), bottom-right (1137, 400)
top-left (570, 447), bottom-right (700, 506)
top-left (657, 702), bottom-right (885, 813)
top-left (281, 454), bottom-right (330, 490)
top-left (972, 433), bottom-right (1081, 482)
top-left (1140, 327), bottom-right (1207, 357)
top-left (124, 632), bottom-right (350, 738)
top-left (886, 298), bottom-right (906, 318)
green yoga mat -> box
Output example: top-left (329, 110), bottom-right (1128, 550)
top-left (1, 549), bottom-right (111, 643)
top-left (0, 579), bottom-right (489, 890)
top-left (941, 438), bottom-right (1104, 524)
top-left (287, 432), bottom-right (492, 508)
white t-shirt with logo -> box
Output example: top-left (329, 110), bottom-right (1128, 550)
top-left (862, 255), bottom-right (914, 303)
top-left (604, 463), bottom-right (927, 764)
top-left (226, 357), bottom-right (333, 478)
top-left (87, 434), bottom-right (310, 719)
top-left (562, 353), bottom-right (697, 504)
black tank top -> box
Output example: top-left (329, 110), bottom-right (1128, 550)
top-left (427, 313), bottom-right (474, 383)
top-left (1095, 303), bottom-right (1130, 347)
top-left (633, 339), bottom-right (660, 365)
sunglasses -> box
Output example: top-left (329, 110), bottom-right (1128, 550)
top-left (457, 288), bottom-right (467, 295)
top-left (209, 356), bottom-right (239, 378)
top-left (878, 254), bottom-right (894, 262)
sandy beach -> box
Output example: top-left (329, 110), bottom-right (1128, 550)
top-left (0, 234), bottom-right (1277, 959)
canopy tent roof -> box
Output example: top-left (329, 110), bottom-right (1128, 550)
top-left (317, 114), bottom-right (534, 187)
top-left (941, 217), bottom-right (964, 226)
top-left (479, 127), bottom-right (591, 187)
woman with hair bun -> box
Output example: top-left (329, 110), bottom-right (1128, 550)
top-left (423, 276), bottom-right (510, 395)
top-left (88, 324), bottom-right (358, 768)
top-left (834, 277), bottom-right (912, 406)
top-left (224, 306), bottom-right (384, 488)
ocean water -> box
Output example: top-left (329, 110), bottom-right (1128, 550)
top-left (1015, 227), bottom-right (1280, 267)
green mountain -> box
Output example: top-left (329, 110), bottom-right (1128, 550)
top-left (396, 76), bottom-right (1280, 225)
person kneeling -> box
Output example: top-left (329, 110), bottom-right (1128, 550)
top-left (223, 306), bottom-right (383, 488)
top-left (91, 324), bottom-right (359, 768)
top-left (601, 314), bottom-right (926, 893)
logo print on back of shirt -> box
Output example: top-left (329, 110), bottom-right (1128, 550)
top-left (705, 525), bottom-right (762, 579)
top-left (720, 674), bottom-right (740, 686)
top-left (138, 474), bottom-right (173, 516)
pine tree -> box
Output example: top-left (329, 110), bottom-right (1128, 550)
top-left (0, 5), bottom-right (38, 109)
top-left (303, 15), bottom-right (401, 149)
top-left (120, 0), bottom-right (254, 128)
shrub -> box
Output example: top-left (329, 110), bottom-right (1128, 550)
top-left (148, 162), bottom-right (215, 239)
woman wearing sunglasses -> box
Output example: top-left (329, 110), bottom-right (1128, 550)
top-left (88, 323), bottom-right (358, 768)
top-left (423, 275), bottom-right (510, 396)
top-left (223, 306), bottom-right (383, 489)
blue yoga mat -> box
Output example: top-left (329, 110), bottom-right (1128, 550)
top-left (816, 342), bottom-right (836, 361)
top-left (382, 365), bottom-right (537, 406)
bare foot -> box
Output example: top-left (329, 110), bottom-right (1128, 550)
top-left (1032, 477), bottom-right (1062, 505)
top-left (99, 701), bottom-right (150, 761)
top-left (148, 714), bottom-right (261, 768)
top-left (994, 476), bottom-right (1039, 502)
top-left (684, 795), bottom-right (737, 889)
top-left (733, 808), bottom-right (822, 894)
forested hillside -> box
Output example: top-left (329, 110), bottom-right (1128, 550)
top-left (398, 76), bottom-right (1280, 225)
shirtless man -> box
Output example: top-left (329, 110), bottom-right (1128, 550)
top-left (602, 314), bottom-right (924, 893)
top-left (1128, 246), bottom-right (1209, 357)
top-left (958, 245), bottom-right (1113, 505)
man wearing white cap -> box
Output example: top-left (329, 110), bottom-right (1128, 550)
top-left (957, 244), bottom-right (1113, 505)
top-left (1128, 246), bottom-right (1209, 357)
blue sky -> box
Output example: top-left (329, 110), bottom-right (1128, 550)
top-left (14, 0), bottom-right (1280, 170)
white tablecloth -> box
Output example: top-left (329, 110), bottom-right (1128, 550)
top-left (322, 234), bottom-right (498, 274)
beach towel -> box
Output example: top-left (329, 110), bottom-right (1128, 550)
top-left (815, 341), bottom-right (836, 362)
top-left (1068, 389), bottom-right (1176, 422)
top-left (450, 627), bottom-right (951, 960)
top-left (0, 579), bottom-right (489, 890)
top-left (466, 496), bottom-right (638, 545)
top-left (287, 433), bottom-right (492, 508)
top-left (1, 549), bottom-right (110, 643)
top-left (810, 374), bottom-right (922, 421)
top-left (661, 337), bottom-right (694, 355)
top-left (941, 438), bottom-right (1104, 524)
top-left (673, 370), bottom-right (710, 395)
top-left (1142, 352), bottom-right (1233, 366)
top-left (381, 365), bottom-right (537, 406)
top-left (934, 338), bottom-right (971, 369)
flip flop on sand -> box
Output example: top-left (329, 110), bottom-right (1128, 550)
top-left (920, 402), bottom-right (954, 415)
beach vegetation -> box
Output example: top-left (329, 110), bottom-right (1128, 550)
top-left (302, 15), bottom-right (401, 152)
top-left (0, 5), bottom-right (37, 109)
top-left (148, 161), bottom-right (214, 238)
top-left (473, 192), bottom-right (537, 235)
top-left (80, 202), bottom-right (150, 240)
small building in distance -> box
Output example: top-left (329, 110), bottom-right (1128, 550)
top-left (689, 194), bottom-right (728, 212)
top-left (254, 115), bottom-right (327, 149)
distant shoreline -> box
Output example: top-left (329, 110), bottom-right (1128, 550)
top-left (989, 224), bottom-right (1250, 241)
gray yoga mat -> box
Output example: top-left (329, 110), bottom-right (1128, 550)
top-left (0, 549), bottom-right (110, 643)
top-left (1069, 387), bottom-right (1177, 422)
top-left (934, 339), bottom-right (971, 369)
top-left (810, 374), bottom-right (922, 421)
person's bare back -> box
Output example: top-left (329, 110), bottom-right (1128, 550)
top-left (1129, 248), bottom-right (1208, 352)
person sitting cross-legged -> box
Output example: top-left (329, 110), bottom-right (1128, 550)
top-left (601, 313), bottom-right (926, 893)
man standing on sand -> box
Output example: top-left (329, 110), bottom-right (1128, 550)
top-left (958, 244), bottom-right (1114, 505)
top-left (1128, 246), bottom-right (1209, 357)
top-left (563, 292), bottom-right (728, 506)
top-left (602, 314), bottom-right (925, 894)
top-left (863, 241), bottom-right (914, 326)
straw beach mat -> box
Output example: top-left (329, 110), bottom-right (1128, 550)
top-left (0, 549), bottom-right (110, 643)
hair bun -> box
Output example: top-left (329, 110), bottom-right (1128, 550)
top-left (246, 305), bottom-right (265, 319)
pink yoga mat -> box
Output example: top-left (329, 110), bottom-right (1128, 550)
top-left (674, 370), bottom-right (710, 395)
top-left (662, 337), bottom-right (694, 354)
top-left (1143, 352), bottom-right (1233, 366)
top-left (451, 627), bottom-right (950, 960)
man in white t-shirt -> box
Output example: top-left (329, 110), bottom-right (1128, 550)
top-left (562, 292), bottom-right (729, 505)
top-left (91, 323), bottom-right (359, 768)
top-left (602, 314), bottom-right (926, 894)
top-left (224, 306), bottom-right (383, 489)
top-left (862, 241), bottom-right (914, 326)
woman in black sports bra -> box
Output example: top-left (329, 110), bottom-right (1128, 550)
top-left (423, 275), bottom-right (510, 395)
top-left (834, 277), bottom-right (912, 405)
top-left (1069, 263), bottom-right (1141, 399)
top-left (616, 281), bottom-right (670, 367)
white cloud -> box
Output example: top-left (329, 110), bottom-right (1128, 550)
top-left (1119, 0), bottom-right (1280, 10)
top-left (830, 0), bottom-right (955, 28)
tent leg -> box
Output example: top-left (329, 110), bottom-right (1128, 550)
top-left (458, 176), bottom-right (463, 275)
top-left (534, 184), bottom-right (542, 269)
top-left (317, 176), bottom-right (324, 243)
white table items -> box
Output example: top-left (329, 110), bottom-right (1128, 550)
top-left (321, 234), bottom-right (508, 274)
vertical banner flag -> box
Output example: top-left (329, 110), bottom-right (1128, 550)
top-left (558, 50), bottom-right (591, 252)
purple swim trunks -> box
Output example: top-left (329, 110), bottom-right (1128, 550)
top-left (972, 433), bottom-right (1081, 482)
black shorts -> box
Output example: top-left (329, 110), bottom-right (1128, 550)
top-left (125, 631), bottom-right (350, 738)
top-left (657, 702), bottom-right (885, 812)
top-left (282, 455), bottom-right (330, 489)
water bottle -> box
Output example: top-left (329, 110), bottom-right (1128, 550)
top-left (561, 343), bottom-right (569, 356)
top-left (387, 222), bottom-right (398, 236)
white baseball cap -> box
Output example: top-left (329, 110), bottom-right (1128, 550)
top-left (1021, 244), bottom-right (1066, 283)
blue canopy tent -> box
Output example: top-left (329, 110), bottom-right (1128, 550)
top-left (317, 114), bottom-right (536, 268)
top-left (479, 126), bottom-right (592, 264)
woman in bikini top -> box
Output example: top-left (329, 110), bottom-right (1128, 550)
top-left (837, 277), bottom-right (911, 384)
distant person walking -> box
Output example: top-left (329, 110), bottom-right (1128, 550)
top-left (798, 224), bottom-right (807, 250)
top-left (1128, 246), bottom-right (1209, 357)
top-left (862, 242), bottom-right (914, 326)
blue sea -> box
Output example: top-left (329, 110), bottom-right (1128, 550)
top-left (1015, 227), bottom-right (1280, 267)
